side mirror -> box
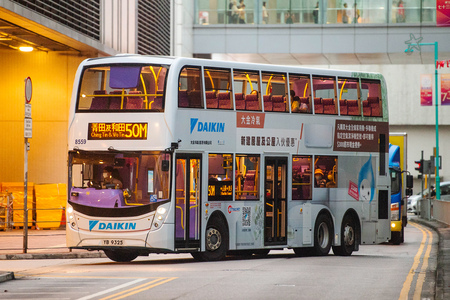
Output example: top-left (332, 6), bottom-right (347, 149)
top-left (406, 174), bottom-right (413, 189)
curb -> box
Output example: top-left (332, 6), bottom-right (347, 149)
top-left (0, 272), bottom-right (14, 283)
top-left (0, 252), bottom-right (106, 260)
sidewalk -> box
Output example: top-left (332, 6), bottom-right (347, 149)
top-left (411, 217), bottom-right (450, 299)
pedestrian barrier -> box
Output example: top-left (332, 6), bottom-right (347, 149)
top-left (0, 183), bottom-right (66, 230)
top-left (0, 192), bottom-right (13, 231)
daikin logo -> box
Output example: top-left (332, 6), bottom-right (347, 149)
top-left (88, 220), bottom-right (136, 231)
top-left (190, 118), bottom-right (225, 134)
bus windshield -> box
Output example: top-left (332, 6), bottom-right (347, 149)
top-left (69, 151), bottom-right (171, 207)
top-left (77, 64), bottom-right (168, 112)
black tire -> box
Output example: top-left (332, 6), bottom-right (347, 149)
top-left (293, 247), bottom-right (315, 257)
top-left (201, 217), bottom-right (229, 261)
top-left (391, 231), bottom-right (402, 245)
top-left (313, 214), bottom-right (333, 256)
top-left (103, 249), bottom-right (139, 262)
top-left (332, 214), bottom-right (356, 256)
top-left (191, 252), bottom-right (204, 261)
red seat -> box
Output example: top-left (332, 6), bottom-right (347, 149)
top-left (126, 91), bottom-right (144, 110)
top-left (347, 100), bottom-right (360, 116)
top-left (323, 98), bottom-right (336, 115)
top-left (235, 93), bottom-right (245, 110)
top-left (339, 99), bottom-right (347, 115)
top-left (206, 91), bottom-right (218, 109)
top-left (245, 94), bottom-right (260, 111)
top-left (178, 90), bottom-right (189, 107)
top-left (367, 96), bottom-right (381, 117)
top-left (272, 95), bottom-right (286, 112)
top-left (90, 90), bottom-right (108, 110)
top-left (263, 95), bottom-right (272, 111)
top-left (109, 90), bottom-right (125, 110)
top-left (151, 90), bottom-right (163, 110)
top-left (218, 92), bottom-right (232, 109)
top-left (299, 97), bottom-right (310, 113)
top-left (314, 97), bottom-right (323, 114)
top-left (362, 100), bottom-right (371, 117)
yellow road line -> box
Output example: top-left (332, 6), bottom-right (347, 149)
top-left (413, 225), bottom-right (433, 300)
top-left (398, 223), bottom-right (431, 300)
top-left (100, 277), bottom-right (177, 300)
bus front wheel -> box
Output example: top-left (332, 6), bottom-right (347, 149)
top-left (201, 218), bottom-right (229, 261)
top-left (103, 249), bottom-right (139, 262)
top-left (332, 214), bottom-right (356, 256)
top-left (313, 214), bottom-right (332, 256)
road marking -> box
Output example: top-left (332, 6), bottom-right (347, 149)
top-left (99, 277), bottom-right (177, 300)
top-left (398, 222), bottom-right (432, 300)
top-left (76, 278), bottom-right (147, 300)
top-left (413, 225), bottom-right (433, 300)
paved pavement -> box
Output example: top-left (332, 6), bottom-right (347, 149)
top-left (1, 220), bottom-right (449, 299)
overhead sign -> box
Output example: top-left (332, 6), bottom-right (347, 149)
top-left (25, 77), bottom-right (32, 103)
top-left (88, 122), bottom-right (148, 140)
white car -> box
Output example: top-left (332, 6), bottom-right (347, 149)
top-left (407, 181), bottom-right (450, 214)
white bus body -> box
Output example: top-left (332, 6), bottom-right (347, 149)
top-left (66, 55), bottom-right (390, 261)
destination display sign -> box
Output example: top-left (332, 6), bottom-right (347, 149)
top-left (208, 181), bottom-right (233, 201)
top-left (88, 123), bottom-right (148, 140)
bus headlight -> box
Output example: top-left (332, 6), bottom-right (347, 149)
top-left (151, 204), bottom-right (169, 231)
top-left (66, 204), bottom-right (78, 230)
top-left (391, 203), bottom-right (400, 221)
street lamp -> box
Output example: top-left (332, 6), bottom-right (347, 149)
top-left (405, 40), bottom-right (440, 200)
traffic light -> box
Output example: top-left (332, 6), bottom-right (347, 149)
top-left (415, 159), bottom-right (423, 174)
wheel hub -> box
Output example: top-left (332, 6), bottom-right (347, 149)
top-left (206, 228), bottom-right (221, 251)
top-left (318, 222), bottom-right (330, 248)
top-left (343, 224), bottom-right (355, 246)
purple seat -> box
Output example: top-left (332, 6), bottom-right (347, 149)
top-left (206, 91), bottom-right (218, 109)
top-left (245, 94), bottom-right (260, 111)
top-left (347, 100), bottom-right (360, 116)
top-left (339, 99), bottom-right (348, 115)
top-left (126, 91), bottom-right (144, 109)
top-left (368, 96), bottom-right (381, 117)
top-left (235, 93), bottom-right (245, 110)
top-left (263, 95), bottom-right (272, 111)
top-left (314, 97), bottom-right (323, 114)
top-left (178, 90), bottom-right (189, 107)
top-left (323, 98), bottom-right (336, 115)
top-left (109, 90), bottom-right (125, 110)
top-left (272, 95), bottom-right (286, 112)
top-left (218, 92), bottom-right (232, 109)
top-left (90, 90), bottom-right (109, 110)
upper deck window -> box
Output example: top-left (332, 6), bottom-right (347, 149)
top-left (361, 79), bottom-right (382, 117)
top-left (233, 69), bottom-right (261, 111)
top-left (289, 74), bottom-right (311, 114)
top-left (204, 68), bottom-right (233, 109)
top-left (313, 76), bottom-right (337, 115)
top-left (178, 66), bottom-right (204, 108)
top-left (77, 65), bottom-right (167, 112)
top-left (338, 77), bottom-right (360, 116)
top-left (262, 72), bottom-right (287, 112)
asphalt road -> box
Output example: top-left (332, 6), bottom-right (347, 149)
top-left (0, 222), bottom-right (437, 300)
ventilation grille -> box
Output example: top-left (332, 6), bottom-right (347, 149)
top-left (138, 0), bottom-right (170, 56)
top-left (11, 0), bottom-right (100, 40)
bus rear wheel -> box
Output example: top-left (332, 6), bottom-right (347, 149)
top-left (332, 214), bottom-right (356, 256)
top-left (200, 217), bottom-right (229, 261)
top-left (103, 249), bottom-right (139, 262)
top-left (313, 214), bottom-right (332, 256)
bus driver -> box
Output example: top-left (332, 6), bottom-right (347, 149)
top-left (102, 166), bottom-right (123, 189)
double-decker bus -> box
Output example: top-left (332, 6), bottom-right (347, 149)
top-left (66, 55), bottom-right (391, 262)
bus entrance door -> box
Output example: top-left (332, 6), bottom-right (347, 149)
top-left (264, 157), bottom-right (287, 245)
top-left (175, 154), bottom-right (201, 250)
